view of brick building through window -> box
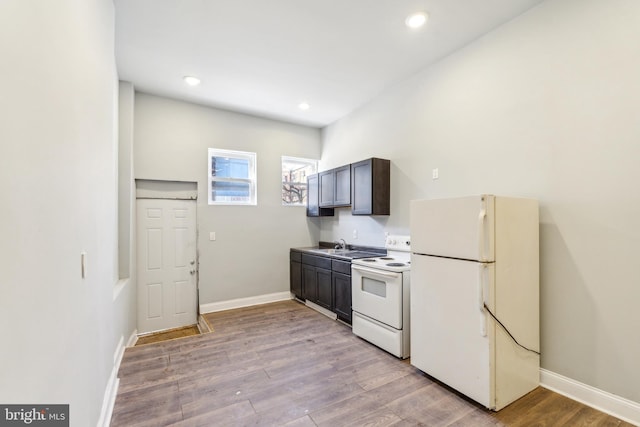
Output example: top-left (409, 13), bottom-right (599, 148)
top-left (282, 156), bottom-right (317, 205)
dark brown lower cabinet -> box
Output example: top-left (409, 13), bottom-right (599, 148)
top-left (301, 265), bottom-right (331, 309)
top-left (301, 264), bottom-right (317, 302)
top-left (333, 272), bottom-right (352, 324)
top-left (290, 250), bottom-right (353, 324)
top-left (290, 261), bottom-right (302, 299)
top-left (300, 253), bottom-right (332, 310)
top-left (290, 251), bottom-right (303, 300)
top-left (316, 268), bottom-right (332, 310)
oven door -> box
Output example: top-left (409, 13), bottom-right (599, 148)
top-left (351, 265), bottom-right (403, 329)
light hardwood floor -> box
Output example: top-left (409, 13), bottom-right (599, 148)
top-left (111, 300), bottom-right (633, 426)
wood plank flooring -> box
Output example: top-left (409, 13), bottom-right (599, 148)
top-left (111, 300), bottom-right (634, 426)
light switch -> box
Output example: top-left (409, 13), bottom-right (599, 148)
top-left (432, 168), bottom-right (439, 180)
top-left (209, 232), bottom-right (216, 241)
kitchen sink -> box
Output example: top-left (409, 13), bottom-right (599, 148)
top-left (308, 248), bottom-right (347, 254)
top-left (306, 248), bottom-right (379, 259)
top-left (306, 248), bottom-right (329, 253)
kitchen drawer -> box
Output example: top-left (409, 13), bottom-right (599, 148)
top-left (332, 259), bottom-right (351, 275)
top-left (301, 254), bottom-right (332, 270)
top-left (290, 251), bottom-right (302, 262)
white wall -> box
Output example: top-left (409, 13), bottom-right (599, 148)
top-left (118, 81), bottom-right (135, 279)
top-left (0, 1), bottom-right (136, 425)
top-left (134, 94), bottom-right (322, 304)
top-left (320, 0), bottom-right (640, 404)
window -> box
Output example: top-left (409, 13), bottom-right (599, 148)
top-left (282, 156), bottom-right (317, 206)
top-left (208, 148), bottom-right (257, 205)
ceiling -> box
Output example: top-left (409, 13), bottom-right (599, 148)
top-left (114, 0), bottom-right (543, 128)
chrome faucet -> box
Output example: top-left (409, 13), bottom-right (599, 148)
top-left (334, 238), bottom-right (347, 250)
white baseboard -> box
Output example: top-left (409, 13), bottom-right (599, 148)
top-left (97, 329), bottom-right (138, 427)
top-left (126, 329), bottom-right (138, 347)
top-left (199, 291), bottom-right (292, 313)
top-left (96, 367), bottom-right (119, 427)
top-left (540, 369), bottom-right (640, 425)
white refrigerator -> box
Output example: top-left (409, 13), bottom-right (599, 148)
top-left (409, 195), bottom-right (540, 411)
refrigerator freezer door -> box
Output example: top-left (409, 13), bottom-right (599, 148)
top-left (410, 195), bottom-right (495, 262)
top-left (410, 254), bottom-right (495, 408)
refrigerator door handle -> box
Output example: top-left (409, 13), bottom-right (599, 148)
top-left (478, 208), bottom-right (487, 261)
top-left (478, 264), bottom-right (487, 337)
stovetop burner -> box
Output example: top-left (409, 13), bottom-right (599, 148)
top-left (350, 235), bottom-right (412, 272)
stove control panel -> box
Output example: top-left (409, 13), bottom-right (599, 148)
top-left (385, 235), bottom-right (411, 252)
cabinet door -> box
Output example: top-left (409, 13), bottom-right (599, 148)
top-left (302, 264), bottom-right (318, 302)
top-left (307, 174), bottom-right (334, 217)
top-left (319, 170), bottom-right (334, 207)
top-left (307, 174), bottom-right (320, 216)
top-left (316, 268), bottom-right (332, 309)
top-left (333, 165), bottom-right (351, 206)
top-left (351, 160), bottom-right (372, 214)
top-left (351, 158), bottom-right (390, 215)
top-left (290, 260), bottom-right (302, 299)
top-left (333, 272), bottom-right (352, 323)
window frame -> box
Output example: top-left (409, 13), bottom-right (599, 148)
top-left (208, 148), bottom-right (257, 206)
top-left (281, 156), bottom-right (318, 206)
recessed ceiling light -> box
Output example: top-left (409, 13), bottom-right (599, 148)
top-left (405, 12), bottom-right (428, 29)
top-left (183, 76), bottom-right (201, 86)
top-left (298, 102), bottom-right (310, 111)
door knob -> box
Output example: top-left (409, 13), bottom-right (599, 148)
top-left (190, 260), bottom-right (195, 265)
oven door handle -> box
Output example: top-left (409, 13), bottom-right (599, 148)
top-left (352, 265), bottom-right (399, 278)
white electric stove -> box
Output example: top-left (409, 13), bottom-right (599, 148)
top-left (351, 235), bottom-right (411, 358)
top-left (351, 237), bottom-right (411, 272)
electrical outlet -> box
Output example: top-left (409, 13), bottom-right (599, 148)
top-left (432, 168), bottom-right (439, 180)
top-left (353, 229), bottom-right (358, 239)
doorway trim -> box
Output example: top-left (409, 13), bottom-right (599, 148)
top-left (135, 179), bottom-right (199, 334)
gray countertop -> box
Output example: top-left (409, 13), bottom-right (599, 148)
top-left (291, 243), bottom-right (385, 260)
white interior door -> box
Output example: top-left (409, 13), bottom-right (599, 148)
top-left (410, 254), bottom-right (494, 408)
top-left (136, 199), bottom-right (197, 334)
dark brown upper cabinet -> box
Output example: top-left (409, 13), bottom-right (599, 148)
top-left (307, 173), bottom-right (335, 217)
top-left (319, 165), bottom-right (351, 208)
top-left (333, 165), bottom-right (351, 206)
top-left (351, 158), bottom-right (390, 215)
top-left (318, 170), bottom-right (334, 207)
